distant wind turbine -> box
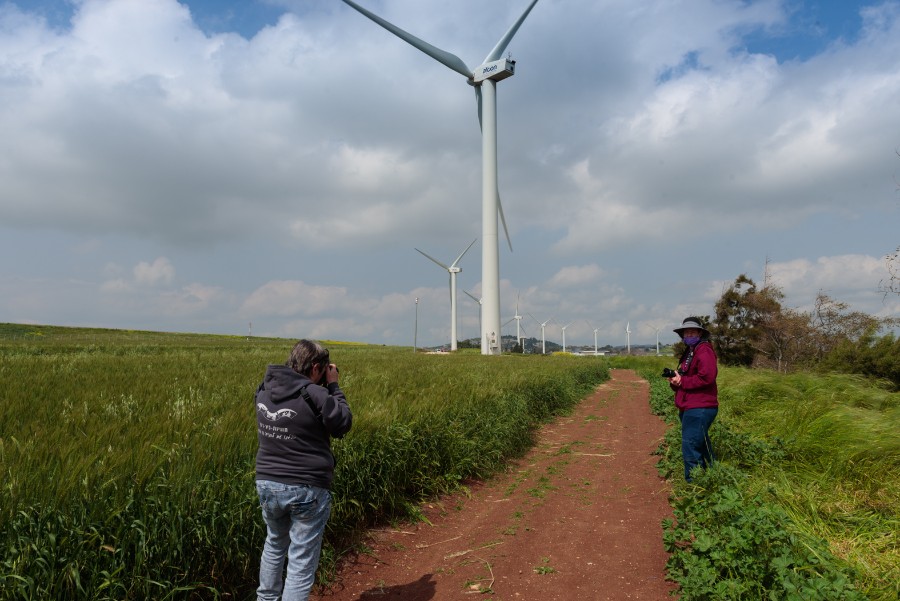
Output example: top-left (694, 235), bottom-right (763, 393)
top-left (586, 320), bottom-right (600, 355)
top-left (561, 321), bottom-right (575, 353)
top-left (645, 323), bottom-right (662, 356)
top-left (626, 322), bottom-right (632, 355)
top-left (502, 312), bottom-right (528, 352)
top-left (340, 0), bottom-right (541, 355)
top-left (512, 293), bottom-right (524, 349)
top-left (416, 239), bottom-right (476, 351)
top-left (528, 313), bottom-right (553, 355)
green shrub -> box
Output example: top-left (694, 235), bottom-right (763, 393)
top-left (820, 332), bottom-right (900, 390)
top-left (664, 464), bottom-right (866, 601)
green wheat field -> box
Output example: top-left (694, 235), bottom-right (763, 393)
top-left (0, 324), bottom-right (608, 599)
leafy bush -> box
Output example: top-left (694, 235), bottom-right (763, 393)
top-left (820, 331), bottom-right (900, 390)
top-left (663, 464), bottom-right (866, 601)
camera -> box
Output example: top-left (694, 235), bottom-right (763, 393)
top-left (661, 367), bottom-right (682, 378)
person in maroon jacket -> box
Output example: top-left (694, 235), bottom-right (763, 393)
top-left (667, 317), bottom-right (718, 481)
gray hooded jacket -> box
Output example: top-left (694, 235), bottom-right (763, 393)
top-left (254, 365), bottom-right (352, 489)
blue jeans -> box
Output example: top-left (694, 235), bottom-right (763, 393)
top-left (256, 480), bottom-right (331, 601)
top-left (679, 408), bottom-right (717, 481)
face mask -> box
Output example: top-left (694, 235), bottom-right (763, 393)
top-left (683, 335), bottom-right (701, 346)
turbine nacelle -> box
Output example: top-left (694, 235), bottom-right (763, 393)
top-left (473, 58), bottom-right (516, 84)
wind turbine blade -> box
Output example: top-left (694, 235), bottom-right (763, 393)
top-left (341, 0), bottom-right (472, 78)
top-left (450, 238), bottom-right (477, 268)
top-left (464, 290), bottom-right (481, 303)
top-left (498, 192), bottom-right (513, 252)
top-left (415, 248), bottom-right (450, 270)
top-left (475, 86), bottom-right (483, 130)
top-left (503, 317), bottom-right (515, 327)
top-left (483, 0), bottom-right (541, 63)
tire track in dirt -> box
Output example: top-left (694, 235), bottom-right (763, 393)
top-left (312, 369), bottom-right (675, 600)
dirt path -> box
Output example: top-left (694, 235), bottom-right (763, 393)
top-left (312, 369), bottom-right (676, 600)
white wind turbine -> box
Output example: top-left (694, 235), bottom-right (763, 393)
top-left (586, 320), bottom-right (600, 355)
top-left (561, 321), bottom-right (575, 353)
top-left (528, 313), bottom-right (553, 355)
top-left (645, 323), bottom-right (662, 356)
top-left (626, 322), bottom-right (632, 355)
top-left (501, 316), bottom-right (528, 352)
top-left (341, 0), bottom-right (541, 355)
top-left (416, 239), bottom-right (477, 352)
top-left (511, 293), bottom-right (525, 349)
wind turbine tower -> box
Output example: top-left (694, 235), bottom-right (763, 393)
top-left (416, 239), bottom-right (477, 351)
top-left (626, 322), bottom-right (632, 355)
top-left (341, 0), bottom-right (541, 355)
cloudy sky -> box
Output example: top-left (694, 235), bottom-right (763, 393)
top-left (1, 0), bottom-right (899, 349)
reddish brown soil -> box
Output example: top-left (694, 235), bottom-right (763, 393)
top-left (312, 369), bottom-right (676, 601)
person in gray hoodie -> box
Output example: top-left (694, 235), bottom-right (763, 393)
top-left (254, 339), bottom-right (352, 601)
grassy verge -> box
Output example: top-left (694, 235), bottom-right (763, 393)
top-left (624, 355), bottom-right (898, 600)
top-left (0, 324), bottom-right (608, 600)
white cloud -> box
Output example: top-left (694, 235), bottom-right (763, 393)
top-left (134, 257), bottom-right (175, 287)
top-left (241, 280), bottom-right (357, 317)
top-left (547, 264), bottom-right (604, 288)
top-left (1, 0), bottom-right (898, 347)
top-left (159, 282), bottom-right (222, 314)
top-left (766, 254), bottom-right (890, 316)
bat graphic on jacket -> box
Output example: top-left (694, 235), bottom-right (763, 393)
top-left (257, 404), bottom-right (297, 422)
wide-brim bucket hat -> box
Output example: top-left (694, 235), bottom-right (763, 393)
top-left (673, 316), bottom-right (711, 338)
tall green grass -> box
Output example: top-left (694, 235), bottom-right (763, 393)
top-left (630, 353), bottom-right (898, 600)
top-left (717, 369), bottom-right (899, 600)
top-left (0, 324), bottom-right (608, 599)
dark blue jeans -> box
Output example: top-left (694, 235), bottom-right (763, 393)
top-left (679, 407), bottom-right (717, 481)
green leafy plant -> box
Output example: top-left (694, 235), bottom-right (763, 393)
top-left (533, 557), bottom-right (556, 575)
top-left (663, 464), bottom-right (865, 600)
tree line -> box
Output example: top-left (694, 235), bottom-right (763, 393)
top-left (683, 274), bottom-right (900, 389)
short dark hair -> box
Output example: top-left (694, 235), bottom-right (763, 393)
top-left (287, 339), bottom-right (330, 376)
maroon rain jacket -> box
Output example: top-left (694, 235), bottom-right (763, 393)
top-left (672, 340), bottom-right (719, 411)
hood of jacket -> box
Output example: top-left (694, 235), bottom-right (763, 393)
top-left (262, 365), bottom-right (313, 404)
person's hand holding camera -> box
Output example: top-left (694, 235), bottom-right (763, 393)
top-left (662, 367), bottom-right (683, 386)
top-left (325, 363), bottom-right (339, 385)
